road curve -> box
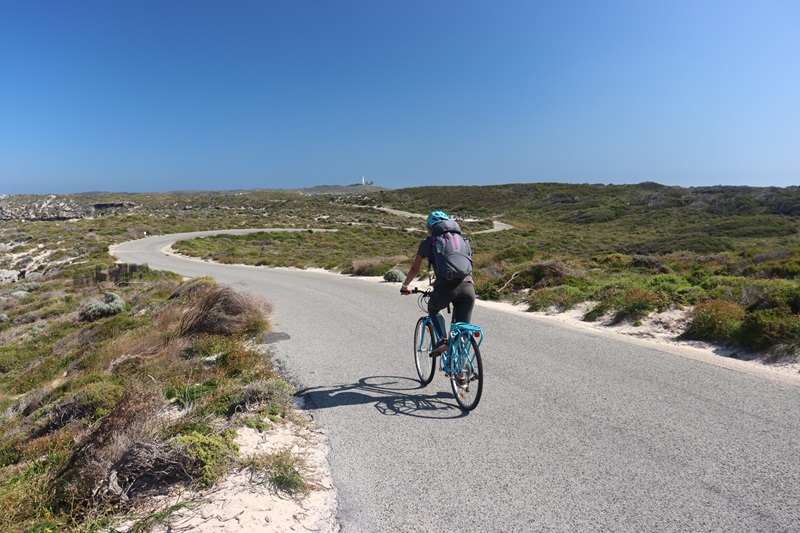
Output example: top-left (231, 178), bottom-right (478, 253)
top-left (113, 231), bottom-right (800, 533)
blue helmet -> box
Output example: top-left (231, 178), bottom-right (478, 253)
top-left (426, 210), bottom-right (450, 228)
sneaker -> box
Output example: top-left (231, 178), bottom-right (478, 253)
top-left (430, 338), bottom-right (448, 357)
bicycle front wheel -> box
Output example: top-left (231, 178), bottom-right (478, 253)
top-left (413, 317), bottom-right (436, 385)
top-left (451, 335), bottom-right (483, 410)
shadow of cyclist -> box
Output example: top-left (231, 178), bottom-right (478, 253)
top-left (296, 376), bottom-right (468, 419)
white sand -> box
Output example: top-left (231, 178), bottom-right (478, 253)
top-left (139, 415), bottom-right (338, 533)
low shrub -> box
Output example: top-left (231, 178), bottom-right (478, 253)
top-left (645, 274), bottom-right (694, 302)
top-left (491, 244), bottom-right (538, 263)
top-left (614, 288), bottom-right (662, 323)
top-left (0, 443), bottom-right (21, 467)
top-left (78, 292), bottom-right (126, 322)
top-left (474, 278), bottom-right (501, 300)
top-left (681, 300), bottom-right (745, 343)
top-left (738, 308), bottom-right (800, 350)
top-left (217, 341), bottom-right (262, 377)
top-left (743, 257), bottom-right (800, 279)
top-left (501, 260), bottom-right (586, 292)
top-left (180, 286), bottom-right (268, 337)
top-left (526, 285), bottom-right (590, 312)
top-left (244, 448), bottom-right (308, 495)
top-left (17, 282), bottom-right (40, 292)
top-left (169, 429), bottom-right (239, 487)
top-left (383, 269), bottom-right (405, 282)
top-left (229, 378), bottom-right (295, 415)
top-left (43, 380), bottom-right (125, 432)
top-left (631, 255), bottom-right (663, 270)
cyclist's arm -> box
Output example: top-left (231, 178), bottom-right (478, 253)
top-left (401, 254), bottom-right (424, 294)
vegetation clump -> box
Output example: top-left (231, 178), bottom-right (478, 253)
top-left (169, 429), bottom-right (239, 487)
top-left (244, 448), bottom-right (308, 495)
top-left (77, 291), bottom-right (126, 321)
top-left (383, 268), bottom-right (405, 282)
top-left (0, 262), bottom-right (304, 531)
top-left (180, 285), bottom-right (268, 337)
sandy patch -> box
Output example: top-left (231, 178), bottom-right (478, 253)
top-left (135, 416), bottom-right (338, 533)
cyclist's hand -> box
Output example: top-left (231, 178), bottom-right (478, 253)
top-left (400, 285), bottom-right (411, 295)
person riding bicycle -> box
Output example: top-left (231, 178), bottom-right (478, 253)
top-left (401, 210), bottom-right (475, 356)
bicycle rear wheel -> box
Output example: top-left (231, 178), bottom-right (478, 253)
top-left (450, 335), bottom-right (483, 410)
top-left (413, 317), bottom-right (436, 385)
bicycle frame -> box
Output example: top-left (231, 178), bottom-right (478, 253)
top-left (417, 316), bottom-right (483, 377)
top-left (411, 286), bottom-right (484, 410)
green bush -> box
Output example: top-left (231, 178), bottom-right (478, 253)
top-left (474, 278), bottom-right (501, 300)
top-left (0, 443), bottom-right (21, 467)
top-left (170, 430), bottom-right (239, 487)
top-left (682, 300), bottom-right (745, 343)
top-left (77, 380), bottom-right (125, 420)
top-left (744, 257), bottom-right (800, 280)
top-left (217, 341), bottom-right (261, 377)
top-left (491, 244), bottom-right (538, 263)
top-left (738, 308), bottom-right (800, 350)
top-left (614, 288), bottom-right (662, 323)
top-left (383, 269), bottom-right (405, 282)
top-left (78, 292), bottom-right (126, 321)
top-left (645, 274), bottom-right (695, 302)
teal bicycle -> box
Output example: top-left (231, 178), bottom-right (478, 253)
top-left (411, 288), bottom-right (484, 411)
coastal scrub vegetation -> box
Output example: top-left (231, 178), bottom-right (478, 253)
top-left (0, 261), bottom-right (304, 531)
top-left (4, 182), bottom-right (800, 360)
top-left (2, 181), bottom-right (800, 528)
top-left (165, 183), bottom-right (800, 358)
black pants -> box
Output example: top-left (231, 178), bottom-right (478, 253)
top-left (428, 280), bottom-right (476, 339)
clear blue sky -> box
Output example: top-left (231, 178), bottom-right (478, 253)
top-left (1, 0), bottom-right (798, 194)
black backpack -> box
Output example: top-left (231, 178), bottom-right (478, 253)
top-left (428, 219), bottom-right (472, 281)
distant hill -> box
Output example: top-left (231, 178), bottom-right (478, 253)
top-left (281, 184), bottom-right (388, 195)
top-left (0, 184), bottom-right (389, 220)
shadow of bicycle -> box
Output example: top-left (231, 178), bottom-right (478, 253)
top-left (296, 375), bottom-right (468, 419)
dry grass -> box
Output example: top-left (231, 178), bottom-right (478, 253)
top-left (180, 286), bottom-right (270, 337)
top-left (52, 385), bottom-right (163, 507)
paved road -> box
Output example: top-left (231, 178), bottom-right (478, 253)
top-left (372, 206), bottom-right (512, 233)
top-left (113, 231), bottom-right (800, 533)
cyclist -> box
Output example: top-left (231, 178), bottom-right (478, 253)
top-left (401, 210), bottom-right (475, 357)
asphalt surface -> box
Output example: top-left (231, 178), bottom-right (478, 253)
top-left (112, 231), bottom-right (800, 533)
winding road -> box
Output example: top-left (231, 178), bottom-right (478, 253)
top-left (112, 230), bottom-right (800, 532)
